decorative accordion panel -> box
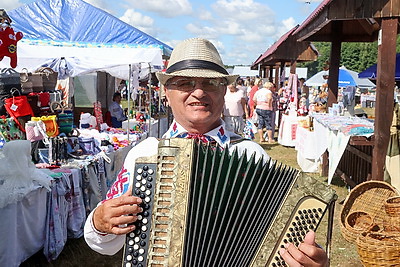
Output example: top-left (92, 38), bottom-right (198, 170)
top-left (122, 138), bottom-right (337, 267)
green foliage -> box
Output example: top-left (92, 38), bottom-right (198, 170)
top-left (299, 35), bottom-right (400, 78)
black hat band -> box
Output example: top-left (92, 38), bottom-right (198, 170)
top-left (166, 59), bottom-right (228, 75)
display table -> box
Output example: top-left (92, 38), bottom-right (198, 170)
top-left (122, 116), bottom-right (168, 138)
top-left (295, 121), bottom-right (328, 172)
top-left (299, 113), bottom-right (375, 185)
top-left (278, 114), bottom-right (302, 147)
top-left (0, 187), bottom-right (48, 267)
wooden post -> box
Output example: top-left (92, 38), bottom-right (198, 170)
top-left (290, 60), bottom-right (297, 74)
top-left (269, 67), bottom-right (274, 82)
top-left (274, 64), bottom-right (280, 90)
top-left (372, 18), bottom-right (398, 180)
top-left (327, 22), bottom-right (342, 108)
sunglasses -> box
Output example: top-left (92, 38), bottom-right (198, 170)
top-left (166, 78), bottom-right (228, 92)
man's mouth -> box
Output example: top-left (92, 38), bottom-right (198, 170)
top-left (189, 102), bottom-right (208, 106)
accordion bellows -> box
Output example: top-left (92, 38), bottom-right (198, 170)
top-left (123, 138), bottom-right (337, 267)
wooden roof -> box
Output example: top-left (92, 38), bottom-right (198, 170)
top-left (295, 0), bottom-right (400, 42)
top-left (251, 25), bottom-right (318, 69)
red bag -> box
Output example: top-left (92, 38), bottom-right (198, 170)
top-left (4, 88), bottom-right (35, 131)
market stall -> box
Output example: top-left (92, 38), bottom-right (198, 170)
top-left (295, 113), bottom-right (375, 186)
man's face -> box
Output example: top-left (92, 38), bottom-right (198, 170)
top-left (165, 76), bottom-right (227, 133)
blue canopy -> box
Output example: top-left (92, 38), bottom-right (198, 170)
top-left (358, 54), bottom-right (400, 81)
top-left (8, 0), bottom-right (172, 56)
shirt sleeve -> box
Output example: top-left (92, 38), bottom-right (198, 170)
top-left (83, 137), bottom-right (160, 255)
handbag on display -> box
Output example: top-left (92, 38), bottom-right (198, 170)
top-left (51, 101), bottom-right (74, 134)
top-left (4, 88), bottom-right (35, 132)
top-left (20, 68), bottom-right (44, 93)
top-left (32, 115), bottom-right (59, 137)
top-left (78, 136), bottom-right (101, 155)
top-left (0, 68), bottom-right (21, 115)
top-left (25, 119), bottom-right (48, 142)
top-left (35, 67), bottom-right (58, 92)
top-left (19, 68), bottom-right (34, 94)
top-left (0, 68), bottom-right (21, 96)
top-left (0, 115), bottom-right (25, 141)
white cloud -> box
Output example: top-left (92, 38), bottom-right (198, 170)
top-left (212, 0), bottom-right (274, 21)
top-left (1, 0), bottom-right (23, 12)
top-left (124, 0), bottom-right (192, 18)
top-left (119, 9), bottom-right (156, 35)
top-left (84, 0), bottom-right (114, 14)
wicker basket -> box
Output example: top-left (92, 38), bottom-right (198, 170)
top-left (345, 211), bottom-right (373, 233)
top-left (356, 231), bottom-right (400, 266)
top-left (385, 196), bottom-right (400, 216)
top-left (340, 181), bottom-right (398, 243)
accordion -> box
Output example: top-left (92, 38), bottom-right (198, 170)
top-left (122, 138), bottom-right (337, 267)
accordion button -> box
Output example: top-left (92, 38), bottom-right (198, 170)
top-left (145, 190), bottom-right (151, 196)
top-left (140, 194), bottom-right (145, 199)
top-left (148, 169), bottom-right (154, 175)
top-left (146, 183), bottom-right (152, 189)
top-left (139, 248), bottom-right (145, 254)
top-left (128, 240), bottom-right (134, 246)
top-left (141, 225), bottom-right (147, 231)
top-left (144, 197), bottom-right (151, 203)
top-left (142, 218), bottom-right (148, 224)
top-left (129, 233), bottom-right (135, 238)
top-left (127, 255), bottom-right (133, 261)
top-left (143, 211), bottom-right (149, 217)
top-left (136, 175), bottom-right (142, 181)
top-left (125, 263), bottom-right (131, 267)
top-left (134, 244), bottom-right (139, 250)
top-left (138, 215), bottom-right (143, 220)
top-left (141, 233), bottom-right (146, 239)
top-left (140, 186), bottom-right (146, 191)
top-left (318, 208), bottom-right (323, 212)
top-left (140, 241), bottom-right (146, 246)
top-left (135, 182), bottom-right (141, 188)
top-left (143, 165), bottom-right (149, 171)
top-left (143, 204), bottom-right (150, 210)
top-left (135, 190), bottom-right (141, 195)
top-left (133, 251), bottom-right (139, 257)
top-left (147, 177), bottom-right (153, 182)
top-left (134, 237), bottom-right (140, 243)
top-left (138, 264), bottom-right (143, 267)
top-left (142, 179), bottom-right (147, 185)
top-left (138, 256), bottom-right (144, 262)
top-left (132, 259), bottom-right (138, 265)
top-left (142, 172), bottom-right (148, 178)
top-left (137, 168), bottom-right (143, 174)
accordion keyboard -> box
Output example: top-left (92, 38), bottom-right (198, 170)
top-left (267, 197), bottom-right (328, 267)
top-left (122, 163), bottom-right (157, 267)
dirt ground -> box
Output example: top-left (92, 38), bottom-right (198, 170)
top-left (22, 140), bottom-right (363, 267)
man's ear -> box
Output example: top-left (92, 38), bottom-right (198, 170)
top-left (163, 85), bottom-right (170, 105)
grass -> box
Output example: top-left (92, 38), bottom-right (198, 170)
top-left (22, 137), bottom-right (363, 267)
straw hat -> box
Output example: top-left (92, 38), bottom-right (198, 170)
top-left (156, 38), bottom-right (238, 85)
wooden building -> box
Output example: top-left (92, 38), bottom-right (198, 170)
top-left (294, 0), bottom-right (400, 181)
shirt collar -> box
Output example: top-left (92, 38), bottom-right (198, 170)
top-left (162, 120), bottom-right (239, 147)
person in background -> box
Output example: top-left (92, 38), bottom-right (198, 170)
top-left (109, 92), bottom-right (127, 128)
top-left (248, 78), bottom-right (263, 118)
top-left (223, 82), bottom-right (249, 134)
top-left (253, 81), bottom-right (275, 143)
top-left (84, 37), bottom-right (328, 267)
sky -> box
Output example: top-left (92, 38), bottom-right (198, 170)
top-left (3, 0), bottom-right (323, 66)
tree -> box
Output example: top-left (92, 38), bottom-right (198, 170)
top-left (299, 35), bottom-right (399, 78)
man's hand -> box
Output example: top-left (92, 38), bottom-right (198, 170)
top-left (92, 187), bottom-right (143, 235)
top-left (279, 231), bottom-right (328, 267)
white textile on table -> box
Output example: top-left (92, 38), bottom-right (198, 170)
top-left (0, 187), bottom-right (48, 267)
top-left (295, 122), bottom-right (329, 173)
top-left (327, 131), bottom-right (350, 184)
top-left (278, 114), bottom-right (300, 147)
top-left (0, 140), bottom-right (51, 208)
